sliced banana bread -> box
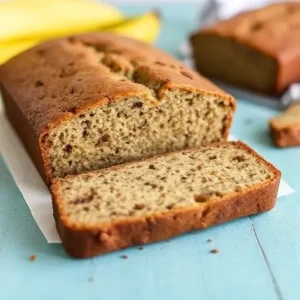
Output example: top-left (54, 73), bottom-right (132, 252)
top-left (270, 103), bottom-right (300, 147)
top-left (0, 33), bottom-right (235, 184)
top-left (190, 2), bottom-right (300, 95)
top-left (51, 141), bottom-right (280, 258)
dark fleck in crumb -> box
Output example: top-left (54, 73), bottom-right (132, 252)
top-left (210, 249), bottom-right (219, 254)
top-left (149, 164), bottom-right (156, 170)
top-left (88, 276), bottom-right (95, 282)
top-left (132, 101), bottom-right (143, 109)
top-left (96, 134), bottom-right (110, 146)
top-left (82, 130), bottom-right (88, 137)
top-left (139, 246), bottom-right (144, 250)
top-left (29, 255), bottom-right (36, 262)
top-left (134, 203), bottom-right (145, 210)
top-left (166, 203), bottom-right (175, 209)
top-left (194, 194), bottom-right (210, 203)
top-left (64, 144), bottom-right (72, 153)
top-left (120, 255), bottom-right (128, 259)
top-left (100, 134), bottom-right (110, 142)
top-left (145, 182), bottom-right (157, 189)
top-left (233, 155), bottom-right (246, 162)
top-left (139, 120), bottom-right (148, 127)
top-left (207, 239), bottom-right (212, 243)
top-left (209, 155), bottom-right (217, 160)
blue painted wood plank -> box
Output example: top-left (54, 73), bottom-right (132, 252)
top-left (233, 100), bottom-right (300, 300)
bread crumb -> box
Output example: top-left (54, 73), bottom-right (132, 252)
top-left (139, 246), bottom-right (144, 250)
top-left (88, 276), bottom-right (95, 282)
top-left (120, 255), bottom-right (128, 259)
top-left (207, 239), bottom-right (212, 243)
top-left (166, 240), bottom-right (171, 243)
top-left (210, 249), bottom-right (219, 254)
top-left (29, 255), bottom-right (36, 262)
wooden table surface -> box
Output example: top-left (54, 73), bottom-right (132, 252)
top-left (0, 3), bottom-right (299, 300)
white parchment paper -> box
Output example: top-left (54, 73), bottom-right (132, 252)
top-left (0, 104), bottom-right (295, 243)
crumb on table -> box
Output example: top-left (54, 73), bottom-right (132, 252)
top-left (120, 255), bottom-right (128, 259)
top-left (210, 249), bottom-right (219, 254)
top-left (207, 239), bottom-right (212, 243)
top-left (29, 255), bottom-right (36, 262)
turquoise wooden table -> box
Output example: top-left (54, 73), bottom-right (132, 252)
top-left (1, 3), bottom-right (300, 300)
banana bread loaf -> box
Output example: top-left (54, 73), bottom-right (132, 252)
top-left (0, 33), bottom-right (235, 184)
top-left (51, 141), bottom-right (280, 258)
top-left (190, 2), bottom-right (300, 95)
top-left (269, 103), bottom-right (300, 147)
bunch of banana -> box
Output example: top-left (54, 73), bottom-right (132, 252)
top-left (0, 0), bottom-right (161, 65)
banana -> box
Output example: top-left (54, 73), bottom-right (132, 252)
top-left (105, 11), bottom-right (161, 44)
top-left (0, 10), bottom-right (162, 65)
top-left (0, 40), bottom-right (38, 65)
top-left (0, 0), bottom-right (123, 43)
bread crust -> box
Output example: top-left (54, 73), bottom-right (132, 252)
top-left (190, 2), bottom-right (300, 95)
top-left (51, 142), bottom-right (281, 258)
top-left (270, 122), bottom-right (300, 147)
top-left (0, 33), bottom-right (235, 184)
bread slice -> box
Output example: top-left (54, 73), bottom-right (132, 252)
top-left (269, 104), bottom-right (300, 147)
top-left (190, 2), bottom-right (300, 95)
top-left (0, 33), bottom-right (235, 185)
top-left (51, 141), bottom-right (280, 258)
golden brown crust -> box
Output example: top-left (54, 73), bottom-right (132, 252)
top-left (0, 33), bottom-right (235, 184)
top-left (190, 2), bottom-right (300, 94)
top-left (51, 141), bottom-right (281, 258)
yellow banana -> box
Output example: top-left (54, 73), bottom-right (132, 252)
top-left (0, 0), bottom-right (123, 43)
top-left (0, 40), bottom-right (38, 65)
top-left (0, 10), bottom-right (162, 65)
top-left (105, 11), bottom-right (161, 44)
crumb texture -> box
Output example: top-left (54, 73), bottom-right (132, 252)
top-left (56, 143), bottom-right (274, 226)
top-left (42, 38), bottom-right (232, 178)
top-left (48, 91), bottom-right (230, 178)
top-left (0, 33), bottom-right (234, 181)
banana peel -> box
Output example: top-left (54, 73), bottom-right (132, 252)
top-left (105, 11), bottom-right (161, 44)
top-left (0, 11), bottom-right (162, 65)
top-left (0, 0), bottom-right (124, 43)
